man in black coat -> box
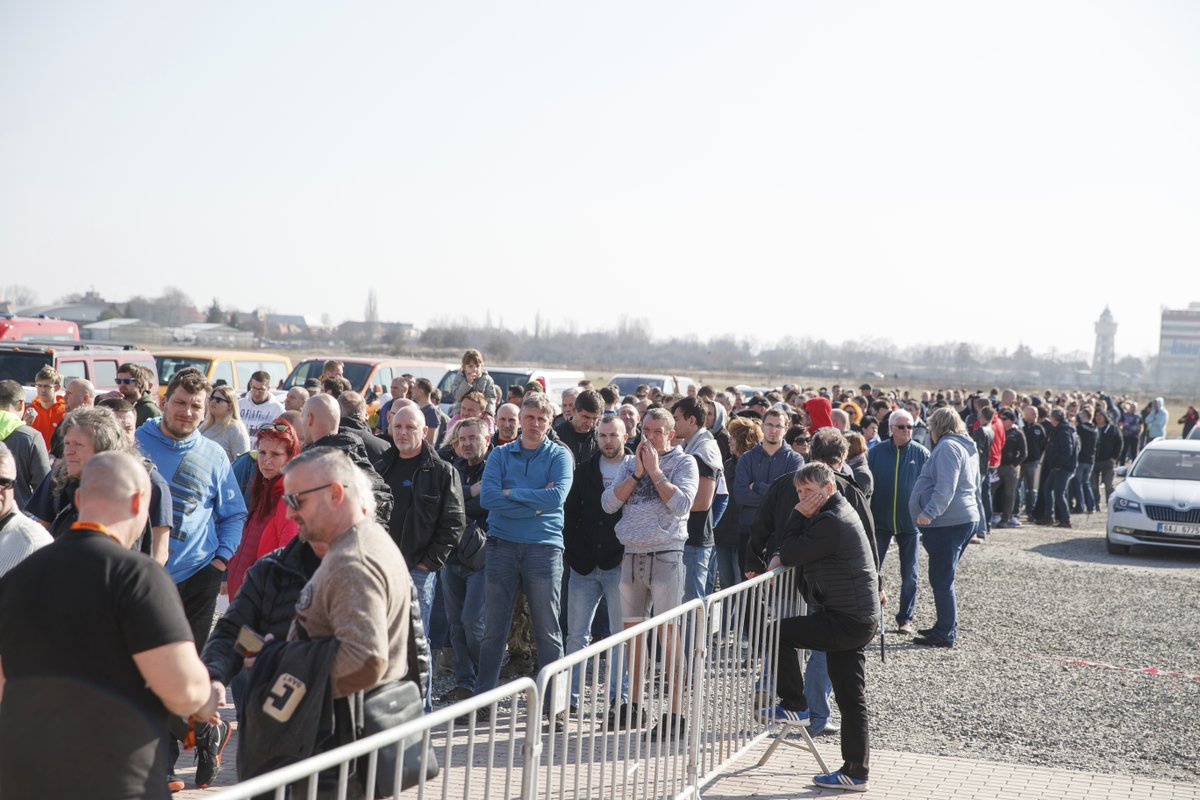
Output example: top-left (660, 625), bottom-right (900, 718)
top-left (765, 461), bottom-right (879, 793)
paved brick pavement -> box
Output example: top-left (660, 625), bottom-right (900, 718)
top-left (703, 736), bottom-right (1200, 800)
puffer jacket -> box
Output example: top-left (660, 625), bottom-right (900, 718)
top-left (779, 492), bottom-right (880, 628)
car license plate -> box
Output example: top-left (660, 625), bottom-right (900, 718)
top-left (1157, 523), bottom-right (1200, 536)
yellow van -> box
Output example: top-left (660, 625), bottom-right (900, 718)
top-left (154, 350), bottom-right (294, 396)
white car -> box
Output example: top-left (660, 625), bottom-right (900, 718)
top-left (1107, 439), bottom-right (1200, 555)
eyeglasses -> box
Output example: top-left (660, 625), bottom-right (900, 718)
top-left (257, 423), bottom-right (291, 433)
top-left (114, 377), bottom-right (137, 385)
top-left (211, 396), bottom-right (230, 405)
top-left (891, 424), bottom-right (913, 430)
top-left (793, 438), bottom-right (811, 444)
top-left (282, 482), bottom-right (342, 511)
top-left (0, 477), bottom-right (14, 491)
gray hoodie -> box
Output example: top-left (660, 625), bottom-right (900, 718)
top-left (602, 446), bottom-right (699, 553)
top-left (908, 432), bottom-right (985, 528)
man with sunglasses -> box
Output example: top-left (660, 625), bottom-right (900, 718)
top-left (866, 408), bottom-right (929, 636)
top-left (239, 370), bottom-right (284, 447)
top-left (116, 363), bottom-right (161, 427)
top-left (0, 441), bottom-right (52, 578)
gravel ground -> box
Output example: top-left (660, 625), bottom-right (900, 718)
top-left (426, 512), bottom-right (1200, 784)
top-left (866, 512), bottom-right (1200, 782)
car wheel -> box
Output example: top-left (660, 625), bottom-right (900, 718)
top-left (1106, 537), bottom-right (1131, 555)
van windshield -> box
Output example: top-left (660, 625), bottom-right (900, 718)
top-left (611, 376), bottom-right (661, 396)
top-left (156, 356), bottom-right (213, 385)
top-left (0, 351), bottom-right (53, 384)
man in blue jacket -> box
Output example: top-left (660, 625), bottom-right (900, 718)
top-left (867, 408), bottom-right (929, 635)
top-left (136, 367), bottom-right (247, 791)
top-left (477, 393), bottom-right (574, 705)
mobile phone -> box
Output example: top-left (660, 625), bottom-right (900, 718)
top-left (234, 625), bottom-right (265, 657)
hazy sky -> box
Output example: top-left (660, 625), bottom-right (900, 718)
top-left (2, 2), bottom-right (1197, 359)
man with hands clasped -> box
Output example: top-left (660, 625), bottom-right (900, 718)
top-left (602, 407), bottom-right (698, 739)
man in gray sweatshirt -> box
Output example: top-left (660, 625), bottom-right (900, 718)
top-left (601, 407), bottom-right (698, 739)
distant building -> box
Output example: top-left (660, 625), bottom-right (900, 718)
top-left (82, 318), bottom-right (172, 345)
top-left (1157, 303), bottom-right (1200, 390)
top-left (1092, 307), bottom-right (1116, 386)
top-left (176, 322), bottom-right (255, 348)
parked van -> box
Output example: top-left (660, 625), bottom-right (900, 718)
top-left (0, 315), bottom-right (80, 342)
top-left (607, 373), bottom-right (697, 397)
top-left (283, 356), bottom-right (451, 400)
top-left (436, 366), bottom-right (587, 413)
top-left (154, 350), bottom-right (294, 397)
top-left (0, 341), bottom-right (155, 401)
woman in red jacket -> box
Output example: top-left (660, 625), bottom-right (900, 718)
top-left (225, 418), bottom-right (302, 598)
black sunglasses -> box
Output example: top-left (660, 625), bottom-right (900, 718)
top-left (282, 483), bottom-right (343, 511)
top-left (0, 477), bottom-right (14, 490)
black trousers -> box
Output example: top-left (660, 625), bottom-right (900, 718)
top-left (167, 562), bottom-right (225, 769)
top-left (776, 609), bottom-right (875, 781)
top-left (178, 562), bottom-right (225, 652)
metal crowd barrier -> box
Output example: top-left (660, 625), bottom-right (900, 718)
top-left (211, 567), bottom-right (811, 800)
top-left (209, 679), bottom-right (538, 800)
top-left (533, 599), bottom-right (707, 800)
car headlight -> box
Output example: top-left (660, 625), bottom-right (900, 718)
top-left (1113, 497), bottom-right (1141, 512)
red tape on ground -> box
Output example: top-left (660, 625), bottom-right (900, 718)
top-left (1062, 657), bottom-right (1200, 681)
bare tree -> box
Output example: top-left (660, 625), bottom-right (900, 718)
top-left (3, 285), bottom-right (38, 307)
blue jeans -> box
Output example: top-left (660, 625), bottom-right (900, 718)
top-left (565, 566), bottom-right (625, 707)
top-left (804, 649), bottom-right (834, 732)
top-left (876, 530), bottom-right (919, 625)
top-left (476, 538), bottom-right (564, 696)
top-left (1046, 468), bottom-right (1073, 524)
top-left (1072, 462), bottom-right (1096, 513)
top-left (710, 542), bottom-right (744, 594)
top-left (919, 522), bottom-right (975, 644)
top-left (683, 544), bottom-right (714, 602)
top-left (980, 467), bottom-right (996, 534)
top-left (410, 567), bottom-right (438, 711)
top-left (710, 494), bottom-right (730, 528)
top-left (440, 561), bottom-right (486, 693)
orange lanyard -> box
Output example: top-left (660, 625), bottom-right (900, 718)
top-left (70, 521), bottom-right (124, 547)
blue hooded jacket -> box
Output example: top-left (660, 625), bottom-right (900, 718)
top-left (136, 418), bottom-right (247, 583)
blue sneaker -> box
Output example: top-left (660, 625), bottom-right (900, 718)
top-left (756, 704), bottom-right (809, 726)
top-left (812, 770), bottom-right (869, 792)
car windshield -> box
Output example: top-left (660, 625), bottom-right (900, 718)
top-left (611, 376), bottom-right (659, 396)
top-left (284, 360), bottom-right (372, 391)
top-left (0, 351), bottom-right (52, 384)
top-left (156, 356), bottom-right (213, 385)
top-left (1131, 450), bottom-right (1200, 481)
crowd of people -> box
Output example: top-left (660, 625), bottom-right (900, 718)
top-left (0, 348), bottom-right (1188, 797)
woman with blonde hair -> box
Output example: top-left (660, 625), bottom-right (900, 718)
top-left (201, 384), bottom-right (250, 462)
top-left (711, 416), bottom-right (764, 591)
top-left (907, 407), bottom-right (984, 647)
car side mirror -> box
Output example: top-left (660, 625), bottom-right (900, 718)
top-left (1114, 466), bottom-right (1127, 478)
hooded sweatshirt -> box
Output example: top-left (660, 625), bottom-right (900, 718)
top-left (908, 432), bottom-right (984, 528)
top-left (1145, 398), bottom-right (1168, 440)
top-left (804, 397), bottom-right (835, 431)
top-left (136, 418), bottom-right (248, 583)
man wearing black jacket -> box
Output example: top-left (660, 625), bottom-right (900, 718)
top-left (1071, 408), bottom-right (1098, 515)
top-left (379, 404), bottom-right (466, 710)
top-left (763, 462), bottom-right (879, 793)
top-left (553, 389), bottom-right (603, 467)
top-left (1091, 408), bottom-right (1123, 509)
top-left (441, 418), bottom-right (491, 702)
top-left (301, 393), bottom-right (394, 529)
top-left (995, 410), bottom-right (1027, 528)
top-left (1039, 409), bottom-right (1080, 528)
top-left (1020, 405), bottom-right (1047, 520)
top-left (563, 416), bottom-right (630, 718)
top-left (337, 391), bottom-right (390, 471)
